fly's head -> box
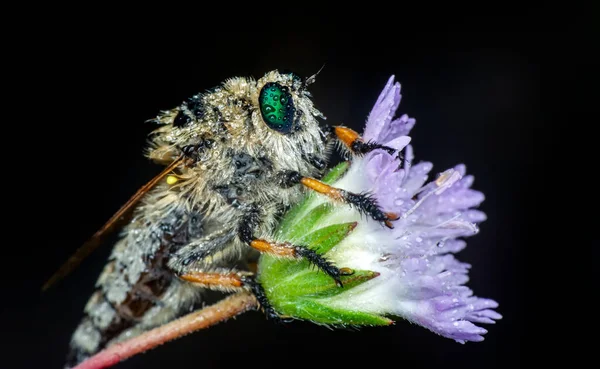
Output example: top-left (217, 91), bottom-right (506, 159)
top-left (245, 70), bottom-right (328, 173)
top-left (252, 70), bottom-right (324, 135)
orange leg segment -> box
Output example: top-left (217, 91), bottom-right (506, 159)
top-left (300, 176), bottom-right (399, 229)
top-left (300, 177), bottom-right (344, 201)
top-left (179, 270), bottom-right (281, 320)
top-left (333, 125), bottom-right (397, 156)
top-left (334, 126), bottom-right (361, 148)
top-left (180, 271), bottom-right (245, 288)
top-left (249, 239), bottom-right (296, 257)
top-left (249, 238), bottom-right (342, 287)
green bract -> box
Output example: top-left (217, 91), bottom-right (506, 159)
top-left (258, 162), bottom-right (392, 326)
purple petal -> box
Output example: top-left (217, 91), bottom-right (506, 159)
top-left (364, 76), bottom-right (402, 142)
top-left (422, 188), bottom-right (485, 216)
top-left (436, 239), bottom-right (467, 254)
top-left (381, 114), bottom-right (416, 145)
top-left (386, 251), bottom-right (501, 343)
top-left (401, 162), bottom-right (433, 196)
top-left (383, 135), bottom-right (411, 152)
top-left (462, 209), bottom-right (487, 223)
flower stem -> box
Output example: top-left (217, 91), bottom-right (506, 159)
top-left (73, 292), bottom-right (258, 369)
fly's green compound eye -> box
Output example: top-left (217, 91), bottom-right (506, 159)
top-left (259, 82), bottom-right (295, 133)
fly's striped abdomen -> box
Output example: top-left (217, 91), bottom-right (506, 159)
top-left (66, 206), bottom-right (203, 368)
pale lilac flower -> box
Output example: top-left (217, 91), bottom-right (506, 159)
top-left (320, 76), bottom-right (501, 342)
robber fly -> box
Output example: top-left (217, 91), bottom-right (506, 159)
top-left (46, 70), bottom-right (399, 368)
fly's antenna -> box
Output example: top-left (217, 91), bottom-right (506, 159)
top-left (304, 63), bottom-right (326, 88)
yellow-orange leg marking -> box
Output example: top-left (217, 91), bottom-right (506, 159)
top-left (334, 126), bottom-right (361, 148)
top-left (333, 125), bottom-right (397, 156)
top-left (180, 271), bottom-right (245, 288)
top-left (249, 238), bottom-right (343, 287)
top-left (249, 239), bottom-right (296, 257)
top-left (300, 176), bottom-right (399, 229)
top-left (300, 178), bottom-right (344, 201)
top-left (179, 270), bottom-right (282, 320)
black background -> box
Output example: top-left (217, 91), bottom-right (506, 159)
top-left (8, 29), bottom-right (582, 369)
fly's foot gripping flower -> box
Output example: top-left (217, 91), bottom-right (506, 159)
top-left (257, 76), bottom-right (501, 343)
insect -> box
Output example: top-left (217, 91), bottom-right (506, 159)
top-left (47, 70), bottom-right (400, 368)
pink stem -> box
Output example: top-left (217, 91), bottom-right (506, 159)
top-left (73, 292), bottom-right (258, 369)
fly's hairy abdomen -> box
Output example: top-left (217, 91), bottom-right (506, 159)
top-left (66, 194), bottom-right (204, 367)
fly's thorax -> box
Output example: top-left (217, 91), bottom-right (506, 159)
top-left (166, 147), bottom-right (312, 221)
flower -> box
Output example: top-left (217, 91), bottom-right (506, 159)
top-left (258, 76), bottom-right (501, 343)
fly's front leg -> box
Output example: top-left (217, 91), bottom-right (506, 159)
top-left (279, 171), bottom-right (400, 229)
top-left (326, 125), bottom-right (402, 159)
top-left (237, 206), bottom-right (348, 288)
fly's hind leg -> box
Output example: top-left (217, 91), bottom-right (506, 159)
top-left (177, 268), bottom-right (280, 321)
top-left (168, 231), bottom-right (282, 321)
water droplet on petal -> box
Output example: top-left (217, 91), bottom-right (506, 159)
top-left (437, 237), bottom-right (448, 248)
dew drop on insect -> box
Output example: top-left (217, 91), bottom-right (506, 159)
top-left (173, 110), bottom-right (191, 128)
